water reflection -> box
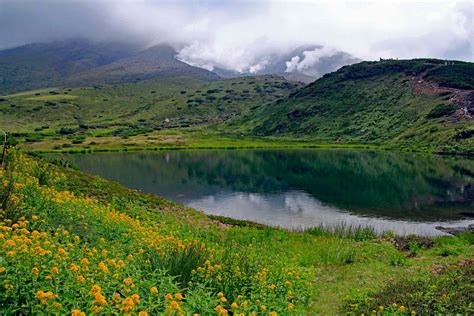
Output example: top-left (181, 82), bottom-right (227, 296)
top-left (56, 149), bottom-right (474, 235)
top-left (187, 190), bottom-right (471, 235)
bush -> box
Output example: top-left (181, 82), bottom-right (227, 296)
top-left (344, 262), bottom-right (473, 315)
top-left (58, 127), bottom-right (76, 135)
top-left (426, 103), bottom-right (456, 118)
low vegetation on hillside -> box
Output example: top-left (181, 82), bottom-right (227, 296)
top-left (1, 151), bottom-right (473, 314)
top-left (235, 59), bottom-right (473, 154)
top-left (0, 76), bottom-right (301, 151)
top-left (1, 59), bottom-right (472, 155)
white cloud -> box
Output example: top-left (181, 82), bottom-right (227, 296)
top-left (0, 0), bottom-right (472, 73)
top-left (285, 47), bottom-right (338, 73)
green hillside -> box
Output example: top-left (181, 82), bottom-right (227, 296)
top-left (0, 75), bottom-right (302, 149)
top-left (1, 58), bottom-right (472, 155)
top-left (234, 59), bottom-right (473, 154)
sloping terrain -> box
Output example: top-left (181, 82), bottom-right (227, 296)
top-left (0, 39), bottom-right (138, 93)
top-left (0, 75), bottom-right (302, 148)
top-left (63, 45), bottom-right (219, 86)
top-left (1, 150), bottom-right (473, 315)
top-left (0, 39), bottom-right (218, 94)
top-left (235, 59), bottom-right (474, 153)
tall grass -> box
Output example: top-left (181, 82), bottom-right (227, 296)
top-left (303, 222), bottom-right (378, 241)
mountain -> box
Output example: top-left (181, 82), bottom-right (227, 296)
top-left (211, 45), bottom-right (360, 84)
top-left (63, 44), bottom-right (219, 86)
top-left (0, 39), bottom-right (139, 93)
top-left (233, 59), bottom-right (474, 154)
top-left (0, 39), bottom-right (219, 94)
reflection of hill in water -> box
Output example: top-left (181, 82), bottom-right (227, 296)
top-left (64, 150), bottom-right (474, 221)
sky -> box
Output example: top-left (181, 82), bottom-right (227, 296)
top-left (0, 0), bottom-right (472, 73)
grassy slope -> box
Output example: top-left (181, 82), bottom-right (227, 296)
top-left (233, 59), bottom-right (473, 154)
top-left (1, 152), bottom-right (473, 314)
top-left (0, 76), bottom-right (301, 150)
top-left (1, 59), bottom-right (472, 155)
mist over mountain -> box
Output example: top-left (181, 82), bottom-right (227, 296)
top-left (180, 44), bottom-right (360, 84)
top-left (0, 39), bottom-right (221, 93)
top-left (0, 38), bottom-right (360, 92)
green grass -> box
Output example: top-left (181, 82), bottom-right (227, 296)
top-left (0, 75), bottom-right (300, 133)
top-left (1, 59), bottom-right (472, 155)
top-left (235, 59), bottom-right (473, 154)
top-left (1, 150), bottom-right (473, 314)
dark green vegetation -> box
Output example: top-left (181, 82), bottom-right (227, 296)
top-left (346, 259), bottom-right (473, 314)
top-left (1, 151), bottom-right (473, 314)
top-left (235, 59), bottom-right (474, 154)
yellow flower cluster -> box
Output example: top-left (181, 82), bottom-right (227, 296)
top-left (0, 153), bottom-right (308, 314)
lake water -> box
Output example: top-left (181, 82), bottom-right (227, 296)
top-left (56, 149), bottom-right (474, 236)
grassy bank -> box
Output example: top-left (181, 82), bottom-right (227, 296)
top-left (18, 128), bottom-right (400, 154)
top-left (1, 151), bottom-right (473, 314)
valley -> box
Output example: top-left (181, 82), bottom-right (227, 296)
top-left (1, 38), bottom-right (473, 315)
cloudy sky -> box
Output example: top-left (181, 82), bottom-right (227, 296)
top-left (0, 0), bottom-right (472, 73)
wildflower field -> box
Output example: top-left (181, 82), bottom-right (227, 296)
top-left (1, 150), bottom-right (473, 315)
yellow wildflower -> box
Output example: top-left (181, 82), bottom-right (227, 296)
top-left (36, 290), bottom-right (55, 304)
top-left (231, 302), bottom-right (238, 309)
top-left (94, 292), bottom-right (107, 305)
top-left (70, 264), bottom-right (80, 272)
top-left (80, 258), bottom-right (89, 265)
top-left (98, 262), bottom-right (109, 273)
top-left (90, 305), bottom-right (102, 314)
top-left (165, 293), bottom-right (173, 300)
top-left (89, 285), bottom-right (102, 295)
top-left (175, 293), bottom-right (183, 300)
top-left (71, 309), bottom-right (85, 316)
top-left (138, 312), bottom-right (148, 316)
top-left (120, 297), bottom-right (136, 312)
top-left (150, 287), bottom-right (158, 295)
top-left (170, 300), bottom-right (180, 310)
top-left (131, 294), bottom-right (139, 304)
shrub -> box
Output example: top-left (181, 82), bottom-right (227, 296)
top-left (426, 103), bottom-right (456, 118)
top-left (344, 262), bottom-right (473, 315)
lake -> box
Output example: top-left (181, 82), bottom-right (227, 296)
top-left (55, 149), bottom-right (474, 236)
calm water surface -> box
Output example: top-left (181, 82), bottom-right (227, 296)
top-left (56, 149), bottom-right (474, 235)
